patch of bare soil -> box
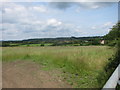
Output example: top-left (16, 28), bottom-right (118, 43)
top-left (2, 60), bottom-right (72, 88)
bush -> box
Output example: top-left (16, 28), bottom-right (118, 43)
top-left (106, 40), bottom-right (120, 71)
top-left (41, 44), bottom-right (45, 46)
top-left (107, 40), bottom-right (117, 46)
top-left (2, 43), bottom-right (10, 47)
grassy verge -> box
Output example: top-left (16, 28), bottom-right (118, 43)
top-left (2, 46), bottom-right (115, 88)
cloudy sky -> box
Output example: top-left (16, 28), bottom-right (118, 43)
top-left (1, 2), bottom-right (118, 40)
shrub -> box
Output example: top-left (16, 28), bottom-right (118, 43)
top-left (41, 44), bottom-right (45, 46)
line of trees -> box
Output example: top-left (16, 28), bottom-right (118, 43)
top-left (1, 36), bottom-right (104, 47)
top-left (98, 21), bottom-right (120, 88)
top-left (104, 21), bottom-right (120, 70)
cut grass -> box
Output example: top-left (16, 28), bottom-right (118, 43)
top-left (2, 46), bottom-right (115, 88)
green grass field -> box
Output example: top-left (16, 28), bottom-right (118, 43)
top-left (8, 43), bottom-right (53, 47)
top-left (2, 46), bottom-right (115, 88)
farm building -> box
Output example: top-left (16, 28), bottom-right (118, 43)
top-left (100, 40), bottom-right (105, 44)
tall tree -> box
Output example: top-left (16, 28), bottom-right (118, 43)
top-left (104, 22), bottom-right (120, 40)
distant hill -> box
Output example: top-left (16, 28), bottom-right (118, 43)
top-left (22, 36), bottom-right (103, 42)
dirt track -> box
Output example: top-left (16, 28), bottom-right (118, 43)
top-left (2, 60), bottom-right (72, 88)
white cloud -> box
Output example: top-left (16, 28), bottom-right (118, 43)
top-left (2, 16), bottom-right (83, 40)
top-left (2, 4), bottom-right (79, 40)
top-left (91, 22), bottom-right (114, 31)
top-left (47, 18), bottom-right (62, 26)
top-left (103, 22), bottom-right (114, 27)
top-left (91, 26), bottom-right (96, 30)
top-left (2, 3), bottom-right (34, 24)
top-left (30, 6), bottom-right (47, 13)
top-left (103, 22), bottom-right (115, 32)
top-left (89, 22), bottom-right (115, 36)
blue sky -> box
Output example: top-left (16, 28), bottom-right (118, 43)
top-left (1, 2), bottom-right (118, 40)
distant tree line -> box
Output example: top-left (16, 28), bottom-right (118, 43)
top-left (1, 36), bottom-right (104, 47)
